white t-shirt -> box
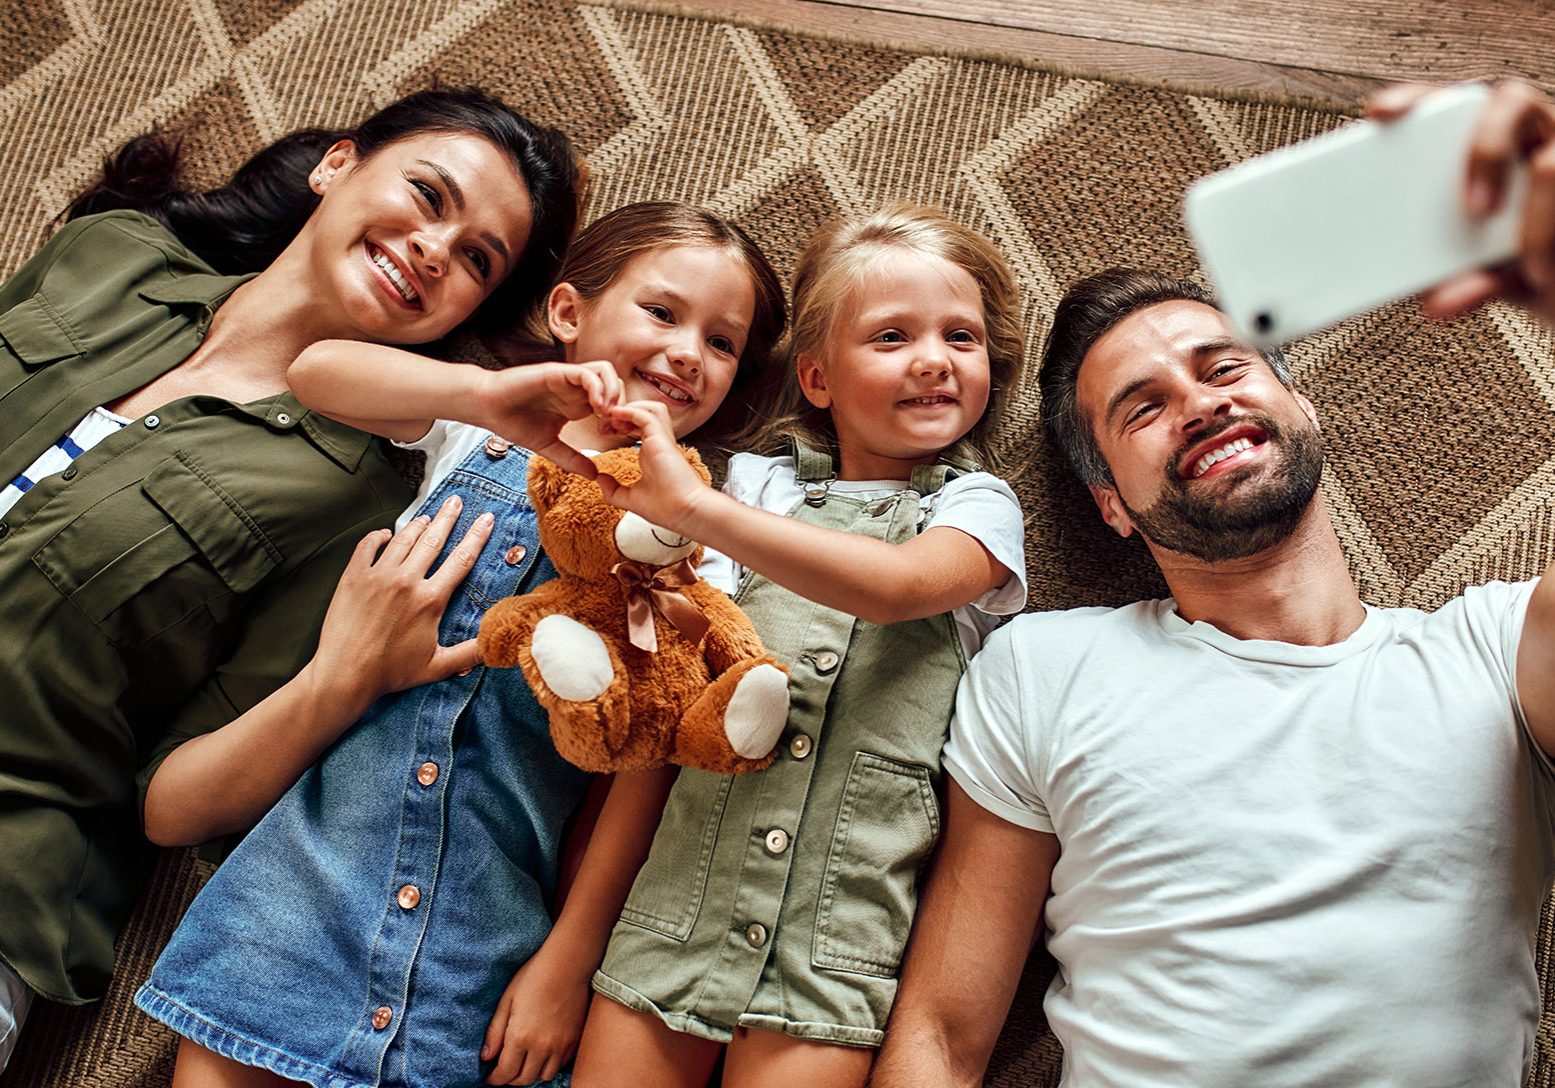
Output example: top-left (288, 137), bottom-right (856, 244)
top-left (393, 419), bottom-right (489, 530)
top-left (944, 581), bottom-right (1555, 1087)
top-left (698, 452), bottom-right (1028, 654)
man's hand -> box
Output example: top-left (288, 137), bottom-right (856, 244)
top-left (1368, 80), bottom-right (1555, 325)
top-left (480, 945), bottom-right (591, 1085)
top-left (477, 361), bottom-right (626, 478)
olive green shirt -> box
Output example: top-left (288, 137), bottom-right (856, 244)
top-left (0, 211), bottom-right (412, 1003)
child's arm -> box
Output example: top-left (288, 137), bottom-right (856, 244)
top-left (481, 765), bottom-right (678, 1086)
top-left (289, 340), bottom-right (623, 478)
top-left (600, 401), bottom-right (1013, 626)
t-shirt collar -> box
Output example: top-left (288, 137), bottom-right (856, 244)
top-left (1154, 598), bottom-right (1387, 666)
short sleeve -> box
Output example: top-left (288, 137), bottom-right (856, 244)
top-left (941, 620), bottom-right (1053, 831)
top-left (927, 472), bottom-right (1027, 614)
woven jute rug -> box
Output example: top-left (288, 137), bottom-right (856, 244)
top-left (4, 1), bottom-right (1555, 1085)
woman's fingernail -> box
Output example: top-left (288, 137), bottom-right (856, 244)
top-left (477, 512), bottom-right (494, 526)
top-left (443, 495), bottom-right (462, 510)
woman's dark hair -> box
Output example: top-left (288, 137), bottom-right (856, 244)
top-left (1040, 267), bottom-right (1292, 486)
top-left (67, 87), bottom-right (583, 332)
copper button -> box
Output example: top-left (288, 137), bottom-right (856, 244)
top-left (397, 885), bottom-right (421, 910)
top-left (764, 828), bottom-right (790, 855)
top-left (788, 734), bottom-right (812, 760)
top-left (371, 1005), bottom-right (393, 1030)
top-left (504, 545), bottom-right (527, 566)
top-left (416, 762), bottom-right (439, 787)
top-left (483, 436), bottom-right (510, 458)
top-left (745, 922), bottom-right (768, 948)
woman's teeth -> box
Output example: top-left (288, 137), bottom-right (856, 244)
top-left (372, 250), bottom-right (419, 303)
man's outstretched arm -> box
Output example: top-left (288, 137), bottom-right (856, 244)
top-left (872, 780), bottom-right (1061, 1087)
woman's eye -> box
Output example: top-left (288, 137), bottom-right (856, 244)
top-left (411, 178), bottom-right (442, 214)
top-left (466, 248), bottom-right (491, 278)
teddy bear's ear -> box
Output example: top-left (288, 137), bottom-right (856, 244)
top-left (681, 445), bottom-right (713, 487)
top-left (527, 455), bottom-right (573, 513)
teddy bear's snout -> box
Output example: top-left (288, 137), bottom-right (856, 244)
top-left (615, 511), bottom-right (698, 567)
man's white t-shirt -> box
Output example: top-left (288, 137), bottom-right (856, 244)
top-left (944, 581), bottom-right (1555, 1086)
top-left (698, 452), bottom-right (1028, 653)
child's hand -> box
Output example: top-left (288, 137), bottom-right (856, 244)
top-left (479, 948), bottom-right (590, 1085)
top-left (478, 361), bottom-right (625, 478)
top-left (595, 399), bottom-right (713, 534)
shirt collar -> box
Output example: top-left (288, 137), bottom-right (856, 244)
top-left (138, 271), bottom-right (257, 310)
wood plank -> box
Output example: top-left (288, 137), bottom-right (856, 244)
top-left (818, 0), bottom-right (1555, 90)
top-left (678, 0), bottom-right (1398, 103)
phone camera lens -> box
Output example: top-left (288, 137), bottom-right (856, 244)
top-left (1254, 311), bottom-right (1274, 335)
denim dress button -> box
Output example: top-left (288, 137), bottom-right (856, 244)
top-left (416, 762), bottom-right (439, 786)
top-left (397, 885), bottom-right (421, 910)
top-left (371, 1006), bottom-right (392, 1030)
top-left (505, 545), bottom-right (527, 565)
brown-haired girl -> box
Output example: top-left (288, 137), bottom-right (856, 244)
top-left (132, 201), bottom-right (786, 1088)
top-left (574, 204), bottom-right (1029, 1087)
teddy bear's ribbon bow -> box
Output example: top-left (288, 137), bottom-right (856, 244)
top-left (611, 558), bottom-right (711, 653)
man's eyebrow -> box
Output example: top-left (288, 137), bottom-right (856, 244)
top-left (1191, 337), bottom-right (1248, 360)
top-left (1105, 376), bottom-right (1153, 426)
top-left (418, 160), bottom-right (465, 210)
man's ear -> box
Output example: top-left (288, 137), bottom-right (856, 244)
top-left (547, 283), bottom-right (586, 345)
top-left (1088, 484), bottom-right (1136, 539)
top-left (311, 140), bottom-right (358, 194)
top-left (797, 353), bottom-right (831, 409)
top-left (1294, 390), bottom-right (1320, 429)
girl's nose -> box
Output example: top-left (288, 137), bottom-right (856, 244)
top-left (668, 339), bottom-right (701, 376)
top-left (916, 343), bottom-right (951, 376)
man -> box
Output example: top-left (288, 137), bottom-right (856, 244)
top-left (873, 81), bottom-right (1555, 1086)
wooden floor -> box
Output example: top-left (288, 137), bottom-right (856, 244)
top-left (684, 0), bottom-right (1555, 104)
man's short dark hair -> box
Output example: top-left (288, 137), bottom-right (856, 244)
top-left (1039, 268), bottom-right (1293, 486)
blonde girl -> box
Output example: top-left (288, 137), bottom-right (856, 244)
top-left (133, 201), bottom-right (785, 1088)
top-left (575, 204), bottom-right (1029, 1087)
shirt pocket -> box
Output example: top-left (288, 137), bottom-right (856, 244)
top-left (33, 450), bottom-right (279, 641)
top-left (0, 294), bottom-right (84, 398)
top-left (619, 771), bottom-right (734, 941)
top-left (811, 752), bottom-right (942, 978)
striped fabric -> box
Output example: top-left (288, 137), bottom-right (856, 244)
top-left (0, 407), bottom-right (128, 518)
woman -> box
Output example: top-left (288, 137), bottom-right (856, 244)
top-left (0, 87), bottom-right (581, 1068)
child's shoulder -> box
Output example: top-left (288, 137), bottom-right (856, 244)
top-left (724, 451), bottom-right (801, 510)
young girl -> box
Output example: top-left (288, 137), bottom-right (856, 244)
top-left (133, 201), bottom-right (786, 1088)
top-left (574, 205), bottom-right (1029, 1087)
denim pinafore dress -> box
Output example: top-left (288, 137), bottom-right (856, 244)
top-left (136, 437), bottom-right (589, 1088)
top-left (594, 444), bottom-right (970, 1048)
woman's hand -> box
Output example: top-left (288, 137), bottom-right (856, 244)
top-left (308, 493), bottom-right (493, 712)
top-left (480, 945), bottom-right (591, 1085)
top-left (1367, 80), bottom-right (1555, 325)
top-left (594, 399), bottom-right (714, 535)
top-left (478, 361), bottom-right (626, 478)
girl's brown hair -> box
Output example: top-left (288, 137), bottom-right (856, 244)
top-left (738, 203), bottom-right (1023, 471)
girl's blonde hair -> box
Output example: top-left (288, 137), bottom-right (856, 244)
top-left (740, 203), bottom-right (1023, 471)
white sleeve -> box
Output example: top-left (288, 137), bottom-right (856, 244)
top-left (392, 418), bottom-right (453, 454)
top-left (927, 472), bottom-right (1028, 615)
top-left (941, 620), bottom-right (1053, 831)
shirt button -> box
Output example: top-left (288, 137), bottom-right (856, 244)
top-left (61, 466), bottom-right (77, 481)
top-left (416, 762), bottom-right (439, 787)
top-left (0, 523), bottom-right (8, 540)
top-left (814, 651), bottom-right (839, 673)
top-left (505, 545), bottom-right (527, 566)
top-left (397, 885), bottom-right (421, 910)
top-left (764, 828), bottom-right (790, 855)
top-left (371, 1005), bottom-right (393, 1030)
top-left (144, 414), bottom-right (160, 429)
top-left (483, 436), bottom-right (510, 458)
top-left (745, 922), bottom-right (768, 948)
top-left (788, 734), bottom-right (812, 760)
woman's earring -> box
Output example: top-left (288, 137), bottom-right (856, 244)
top-left (313, 174), bottom-right (322, 186)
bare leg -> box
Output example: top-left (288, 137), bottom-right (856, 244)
top-left (171, 1039), bottom-right (299, 1088)
top-left (721, 1026), bottom-right (874, 1088)
top-left (572, 993), bottom-right (721, 1088)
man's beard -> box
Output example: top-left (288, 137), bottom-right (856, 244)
top-left (1118, 412), bottom-right (1324, 563)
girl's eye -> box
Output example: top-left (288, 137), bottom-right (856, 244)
top-left (876, 330), bottom-right (905, 344)
top-left (947, 329), bottom-right (977, 344)
top-left (410, 178), bottom-right (442, 214)
top-left (644, 304), bottom-right (672, 321)
top-left (466, 248), bottom-right (491, 279)
top-left (709, 336), bottom-right (736, 356)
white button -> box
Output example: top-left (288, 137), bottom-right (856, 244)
top-left (745, 922), bottom-right (768, 947)
top-left (814, 651), bottom-right (839, 673)
top-left (789, 734), bottom-right (812, 759)
top-left (276, 412), bottom-right (292, 425)
top-left (764, 828), bottom-right (790, 855)
top-left (145, 414), bottom-right (160, 429)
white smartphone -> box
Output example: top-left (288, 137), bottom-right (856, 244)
top-left (1183, 82), bottom-right (1526, 346)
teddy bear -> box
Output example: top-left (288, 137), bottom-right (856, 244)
top-left (478, 445), bottom-right (790, 775)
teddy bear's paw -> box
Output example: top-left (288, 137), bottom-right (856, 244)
top-left (723, 664), bottom-right (790, 759)
top-left (531, 614), bottom-right (615, 701)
